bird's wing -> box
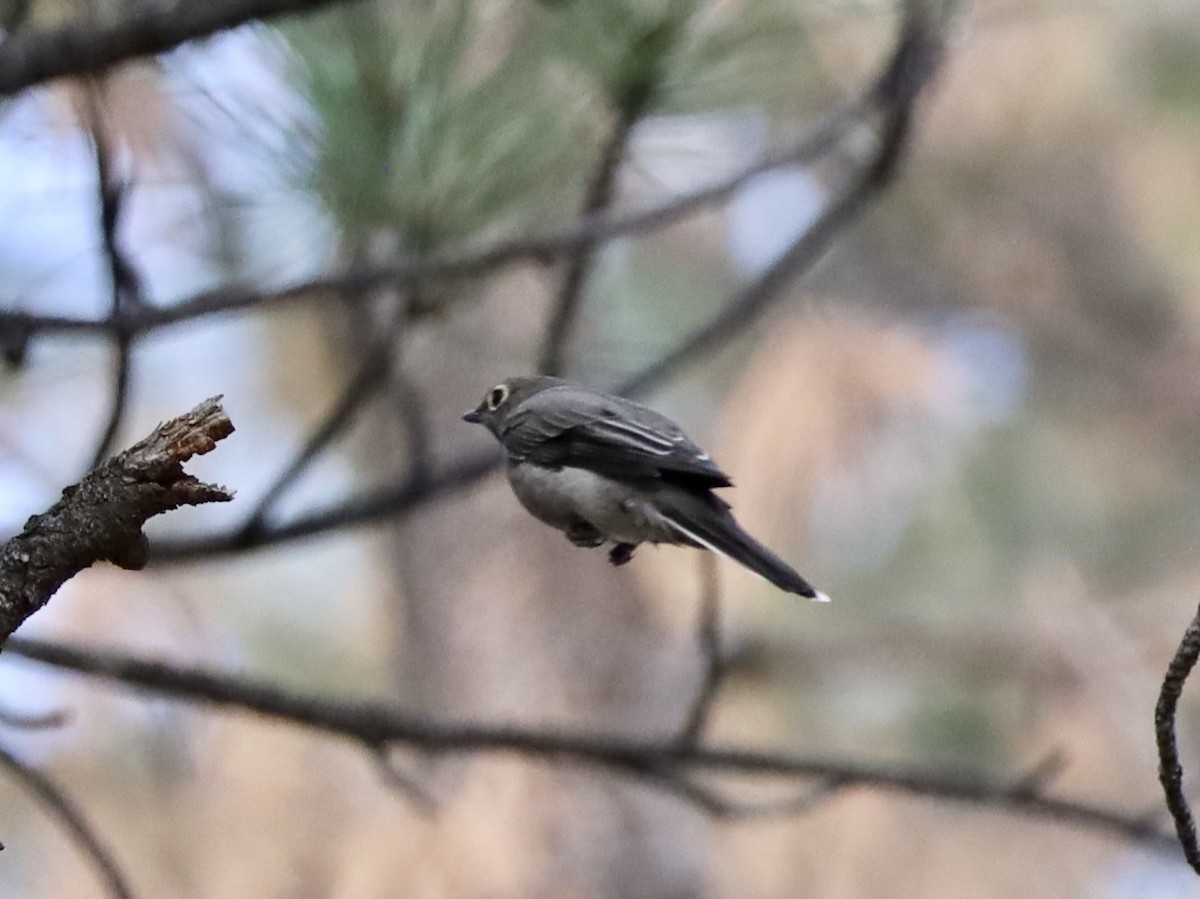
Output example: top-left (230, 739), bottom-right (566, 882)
top-left (501, 386), bottom-right (732, 487)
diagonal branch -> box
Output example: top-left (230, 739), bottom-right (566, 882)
top-left (0, 0), bottom-right (356, 98)
top-left (1156, 601), bottom-right (1200, 875)
top-left (152, 450), bottom-right (495, 561)
top-left (0, 704), bottom-right (70, 730)
top-left (628, 765), bottom-right (845, 820)
top-left (4, 634), bottom-right (1178, 851)
top-left (0, 398), bottom-right (234, 646)
top-left (388, 364), bottom-right (432, 484)
top-left (0, 742), bottom-right (136, 899)
top-left (539, 99), bottom-right (645, 377)
top-left (620, 0), bottom-right (940, 397)
top-left (241, 296), bottom-right (409, 536)
top-left (677, 552), bottom-right (724, 744)
top-left (82, 85), bottom-right (144, 469)
top-left (371, 743), bottom-right (438, 813)
top-left (0, 98), bottom-right (861, 342)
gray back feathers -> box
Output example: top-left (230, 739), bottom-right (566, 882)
top-left (500, 382), bottom-right (732, 487)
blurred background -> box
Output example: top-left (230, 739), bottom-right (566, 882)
top-left (1, 0), bottom-right (1200, 896)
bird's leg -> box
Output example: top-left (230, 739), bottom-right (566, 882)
top-left (608, 543), bottom-right (637, 566)
top-left (565, 517), bottom-right (605, 548)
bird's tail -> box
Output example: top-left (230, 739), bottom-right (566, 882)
top-left (659, 499), bottom-right (828, 602)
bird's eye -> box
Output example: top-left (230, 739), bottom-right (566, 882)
top-left (486, 384), bottom-right (509, 410)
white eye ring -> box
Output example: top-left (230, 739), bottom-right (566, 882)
top-left (486, 384), bottom-right (509, 411)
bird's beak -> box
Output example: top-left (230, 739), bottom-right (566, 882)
top-left (462, 407), bottom-right (484, 424)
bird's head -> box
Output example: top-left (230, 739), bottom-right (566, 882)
top-left (462, 375), bottom-right (565, 435)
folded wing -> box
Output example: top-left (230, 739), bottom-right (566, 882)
top-left (502, 385), bottom-right (732, 488)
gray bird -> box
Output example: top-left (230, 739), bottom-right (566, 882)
top-left (463, 376), bottom-right (828, 601)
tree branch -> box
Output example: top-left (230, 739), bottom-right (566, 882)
top-left (0, 397), bottom-right (234, 646)
top-left (0, 100), bottom-right (861, 342)
top-left (621, 0), bottom-right (941, 397)
top-left (3, 635), bottom-right (1179, 851)
top-left (539, 98), bottom-right (646, 377)
top-left (241, 296), bottom-right (408, 536)
top-left (1156, 601), bottom-right (1200, 875)
top-left (0, 0), bottom-right (354, 98)
top-left (0, 704), bottom-right (70, 730)
top-left (0, 741), bottom-right (136, 899)
top-left (677, 552), bottom-right (724, 745)
top-left (388, 363), bottom-right (432, 484)
top-left (82, 85), bottom-right (144, 470)
top-left (152, 448), bottom-right (495, 562)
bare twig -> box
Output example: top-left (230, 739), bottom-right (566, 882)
top-left (623, 764), bottom-right (843, 820)
top-left (4, 635), bottom-right (1178, 851)
top-left (621, 0), bottom-right (941, 397)
top-left (93, 339), bottom-right (135, 468)
top-left (539, 100), bottom-right (645, 377)
top-left (241, 297), bottom-right (408, 536)
top-left (0, 397), bottom-right (234, 645)
top-left (0, 0), bottom-right (354, 97)
top-left (1009, 748), bottom-right (1068, 797)
top-left (678, 553), bottom-right (723, 744)
top-left (712, 781), bottom-right (847, 820)
top-left (0, 742), bottom-right (136, 899)
top-left (82, 85), bottom-right (144, 469)
top-left (151, 449), bottom-right (495, 561)
top-left (0, 705), bottom-right (70, 730)
top-left (1156, 601), bottom-right (1200, 875)
top-left (0, 99), bottom-right (861, 342)
top-left (619, 762), bottom-right (744, 816)
top-left (371, 743), bottom-right (438, 813)
top-left (388, 365), bottom-right (432, 484)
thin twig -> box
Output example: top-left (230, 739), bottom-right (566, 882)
top-left (151, 449), bottom-right (497, 561)
top-left (93, 341), bottom-right (134, 467)
top-left (4, 635), bottom-right (1178, 851)
top-left (625, 763), bottom-right (844, 820)
top-left (241, 297), bottom-right (408, 536)
top-left (620, 762), bottom-right (741, 816)
top-left (388, 364), bottom-right (432, 484)
top-left (0, 99), bottom-right (862, 341)
top-left (82, 85), bottom-right (143, 469)
top-left (539, 100), bottom-right (645, 377)
top-left (1008, 748), bottom-right (1068, 797)
top-left (372, 743), bottom-right (438, 813)
top-left (0, 704), bottom-right (71, 730)
top-left (678, 552), bottom-right (723, 745)
top-left (0, 742), bottom-right (136, 899)
top-left (620, 0), bottom-right (941, 398)
top-left (1156, 601), bottom-right (1200, 875)
top-left (715, 780), bottom-right (847, 820)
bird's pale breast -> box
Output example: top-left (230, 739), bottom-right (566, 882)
top-left (505, 462), bottom-right (672, 544)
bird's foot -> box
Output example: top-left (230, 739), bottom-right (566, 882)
top-left (608, 543), bottom-right (637, 566)
top-left (566, 518), bottom-right (605, 548)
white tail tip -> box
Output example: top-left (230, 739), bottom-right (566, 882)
top-left (811, 590), bottom-right (832, 604)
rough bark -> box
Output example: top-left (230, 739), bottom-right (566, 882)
top-left (0, 397), bottom-right (234, 646)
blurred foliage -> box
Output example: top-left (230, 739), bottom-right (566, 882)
top-left (283, 1), bottom-right (584, 250)
top-left (1140, 20), bottom-right (1200, 118)
top-left (542, 0), bottom-right (828, 114)
top-left (0, 0), bottom-right (29, 32)
top-left (281, 0), bottom-right (825, 254)
top-left (908, 686), bottom-right (1007, 768)
top-left (542, 0), bottom-right (696, 110)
